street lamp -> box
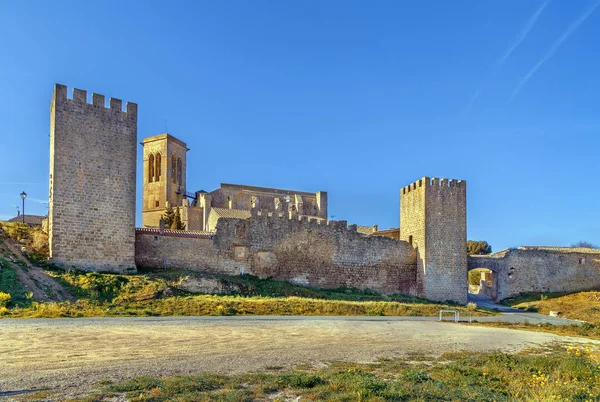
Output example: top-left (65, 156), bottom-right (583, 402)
top-left (20, 191), bottom-right (27, 224)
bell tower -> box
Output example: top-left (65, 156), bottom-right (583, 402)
top-left (141, 133), bottom-right (188, 227)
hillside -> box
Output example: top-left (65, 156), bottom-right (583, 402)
top-left (502, 291), bottom-right (600, 323)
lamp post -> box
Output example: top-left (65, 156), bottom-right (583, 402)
top-left (20, 191), bottom-right (27, 224)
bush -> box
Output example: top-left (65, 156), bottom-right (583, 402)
top-left (277, 372), bottom-right (324, 388)
top-left (0, 222), bottom-right (29, 242)
top-left (0, 292), bottom-right (11, 307)
top-left (468, 268), bottom-right (491, 286)
top-left (29, 228), bottom-right (49, 256)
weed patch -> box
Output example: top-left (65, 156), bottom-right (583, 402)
top-left (76, 344), bottom-right (600, 401)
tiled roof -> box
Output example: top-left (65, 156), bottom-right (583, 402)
top-left (135, 228), bottom-right (213, 239)
top-left (211, 208), bottom-right (252, 220)
top-left (7, 215), bottom-right (46, 225)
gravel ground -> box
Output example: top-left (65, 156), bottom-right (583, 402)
top-left (0, 316), bottom-right (597, 400)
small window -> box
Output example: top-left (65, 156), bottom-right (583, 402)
top-left (408, 235), bottom-right (413, 246)
top-left (227, 196), bottom-right (232, 209)
top-left (148, 154), bottom-right (154, 183)
top-left (177, 157), bottom-right (182, 185)
top-left (579, 258), bottom-right (585, 265)
top-left (155, 200), bottom-right (160, 208)
top-left (171, 155), bottom-right (177, 183)
top-left (155, 153), bottom-right (162, 182)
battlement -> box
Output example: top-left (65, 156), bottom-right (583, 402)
top-left (251, 209), bottom-right (346, 228)
top-left (221, 208), bottom-right (404, 241)
top-left (401, 176), bottom-right (466, 195)
top-left (53, 83), bottom-right (137, 115)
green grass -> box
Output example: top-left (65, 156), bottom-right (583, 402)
top-left (73, 344), bottom-right (600, 401)
top-left (472, 321), bottom-right (600, 341)
top-left (500, 291), bottom-right (571, 307)
top-left (0, 269), bottom-right (494, 318)
top-left (2, 294), bottom-right (489, 319)
top-left (0, 257), bottom-right (31, 307)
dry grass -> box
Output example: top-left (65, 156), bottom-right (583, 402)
top-left (74, 344), bottom-right (600, 401)
top-left (470, 321), bottom-right (600, 341)
top-left (504, 291), bottom-right (600, 323)
top-left (1, 294), bottom-right (494, 319)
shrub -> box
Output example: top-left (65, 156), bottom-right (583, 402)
top-left (29, 228), bottom-right (49, 256)
top-left (277, 372), bottom-right (324, 388)
top-left (0, 292), bottom-right (11, 307)
top-left (466, 302), bottom-right (477, 311)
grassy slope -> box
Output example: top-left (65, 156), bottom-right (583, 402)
top-left (470, 291), bottom-right (600, 341)
top-left (502, 291), bottom-right (600, 323)
top-left (65, 344), bottom-right (600, 402)
top-left (1, 269), bottom-right (494, 318)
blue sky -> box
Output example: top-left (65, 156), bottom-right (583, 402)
top-left (1, 1), bottom-right (599, 251)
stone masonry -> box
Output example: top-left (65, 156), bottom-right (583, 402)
top-left (48, 84), bottom-right (137, 272)
top-left (400, 177), bottom-right (468, 304)
top-left (469, 247), bottom-right (600, 301)
top-left (140, 132), bottom-right (327, 232)
top-left (47, 84), bottom-right (600, 303)
top-left (135, 211), bottom-right (418, 295)
top-left (141, 134), bottom-right (189, 228)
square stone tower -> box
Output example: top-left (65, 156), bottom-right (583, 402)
top-left (141, 134), bottom-right (188, 227)
top-left (400, 177), bottom-right (467, 304)
top-left (48, 84), bottom-right (137, 273)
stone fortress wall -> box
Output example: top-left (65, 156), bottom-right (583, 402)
top-left (47, 84), bottom-right (600, 303)
top-left (469, 247), bottom-right (600, 301)
top-left (135, 211), bottom-right (418, 295)
top-left (48, 84), bottom-right (137, 273)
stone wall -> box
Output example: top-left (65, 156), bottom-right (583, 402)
top-left (135, 213), bottom-right (418, 295)
top-left (469, 248), bottom-right (600, 301)
top-left (49, 84), bottom-right (137, 273)
top-left (135, 229), bottom-right (240, 274)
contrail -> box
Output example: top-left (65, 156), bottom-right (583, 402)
top-left (508, 1), bottom-right (600, 102)
top-left (0, 182), bottom-right (45, 185)
top-left (464, 0), bottom-right (550, 112)
top-left (498, 0), bottom-right (551, 66)
top-left (28, 198), bottom-right (48, 204)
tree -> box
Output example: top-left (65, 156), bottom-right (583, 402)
top-left (162, 204), bottom-right (175, 228)
top-left (467, 240), bottom-right (492, 255)
top-left (572, 241), bottom-right (597, 249)
top-left (171, 207), bottom-right (186, 230)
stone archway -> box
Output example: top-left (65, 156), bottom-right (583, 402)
top-left (467, 256), bottom-right (502, 302)
top-left (468, 267), bottom-right (497, 300)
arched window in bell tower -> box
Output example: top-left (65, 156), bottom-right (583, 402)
top-left (177, 157), bottom-right (182, 185)
top-left (171, 154), bottom-right (177, 183)
top-left (148, 154), bottom-right (154, 183)
top-left (155, 153), bottom-right (162, 182)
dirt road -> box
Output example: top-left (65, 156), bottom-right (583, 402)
top-left (1, 316), bottom-right (597, 399)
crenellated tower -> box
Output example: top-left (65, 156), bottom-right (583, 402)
top-left (400, 177), bottom-right (467, 303)
top-left (49, 84), bottom-right (137, 272)
top-left (140, 134), bottom-right (189, 227)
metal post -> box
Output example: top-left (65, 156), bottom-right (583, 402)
top-left (20, 191), bottom-right (27, 224)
